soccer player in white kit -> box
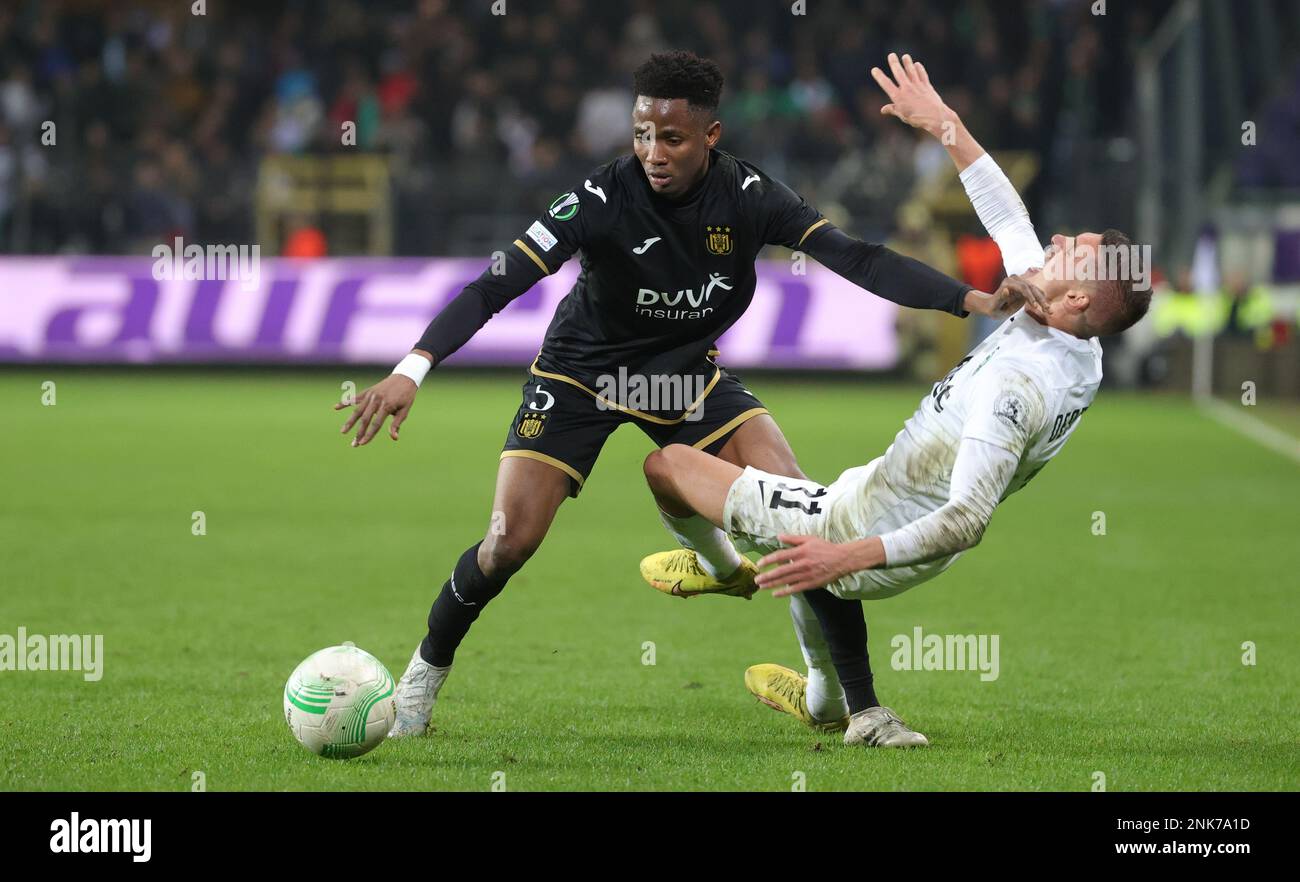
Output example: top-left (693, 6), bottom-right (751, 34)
top-left (637, 53), bottom-right (1151, 747)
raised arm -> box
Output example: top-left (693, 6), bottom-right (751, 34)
top-left (871, 51), bottom-right (984, 171)
top-left (872, 52), bottom-right (1047, 279)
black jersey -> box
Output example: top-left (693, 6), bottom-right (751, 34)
top-left (416, 148), bottom-right (971, 419)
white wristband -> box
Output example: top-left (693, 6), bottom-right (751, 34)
top-left (392, 353), bottom-right (432, 387)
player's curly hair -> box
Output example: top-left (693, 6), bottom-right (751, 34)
top-left (632, 50), bottom-right (724, 115)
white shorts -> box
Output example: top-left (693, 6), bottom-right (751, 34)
top-left (722, 463), bottom-right (938, 601)
top-left (722, 466), bottom-right (836, 555)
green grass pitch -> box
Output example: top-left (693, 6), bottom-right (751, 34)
top-left (2, 369), bottom-right (1297, 791)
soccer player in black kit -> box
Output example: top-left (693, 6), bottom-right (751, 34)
top-left (336, 51), bottom-right (1040, 743)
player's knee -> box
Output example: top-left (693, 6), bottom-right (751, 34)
top-left (642, 448), bottom-right (668, 488)
top-left (644, 444), bottom-right (690, 490)
top-left (662, 443), bottom-right (698, 468)
top-left (478, 530), bottom-right (541, 578)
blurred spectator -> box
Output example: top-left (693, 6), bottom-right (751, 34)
top-left (283, 215), bottom-right (328, 258)
top-left (268, 55), bottom-right (323, 154)
top-left (1222, 273), bottom-right (1274, 338)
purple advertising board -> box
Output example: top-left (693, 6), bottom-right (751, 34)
top-left (0, 257), bottom-right (899, 369)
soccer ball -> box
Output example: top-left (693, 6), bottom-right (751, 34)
top-left (283, 643), bottom-right (396, 759)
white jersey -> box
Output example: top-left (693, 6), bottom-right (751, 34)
top-left (721, 308), bottom-right (1103, 599)
top-left (721, 150), bottom-right (1103, 600)
top-left (822, 306), bottom-right (1102, 596)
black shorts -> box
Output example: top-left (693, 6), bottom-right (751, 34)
top-left (500, 365), bottom-right (769, 497)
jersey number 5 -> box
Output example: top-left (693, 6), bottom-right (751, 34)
top-left (527, 384), bottom-right (555, 411)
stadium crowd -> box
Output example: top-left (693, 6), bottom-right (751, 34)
top-left (0, 0), bottom-right (1169, 258)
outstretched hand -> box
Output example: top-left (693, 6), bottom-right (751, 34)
top-left (335, 374), bottom-right (417, 447)
top-left (871, 52), bottom-right (953, 138)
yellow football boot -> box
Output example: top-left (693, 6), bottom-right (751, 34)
top-left (638, 549), bottom-right (758, 599)
top-left (744, 663), bottom-right (850, 732)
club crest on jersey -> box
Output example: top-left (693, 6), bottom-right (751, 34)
top-left (548, 192), bottom-right (580, 221)
top-left (516, 412), bottom-right (548, 439)
top-left (993, 390), bottom-right (1028, 430)
top-left (705, 225), bottom-right (732, 255)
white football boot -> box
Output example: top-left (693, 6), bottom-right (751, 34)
top-left (387, 647), bottom-right (451, 738)
top-left (843, 706), bottom-right (930, 748)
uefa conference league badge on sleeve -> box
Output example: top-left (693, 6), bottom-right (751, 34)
top-left (547, 191), bottom-right (580, 221)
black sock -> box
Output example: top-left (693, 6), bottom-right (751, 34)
top-left (419, 542), bottom-right (509, 667)
top-left (801, 587), bottom-right (880, 714)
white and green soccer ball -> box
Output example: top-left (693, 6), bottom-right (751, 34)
top-left (283, 643), bottom-right (396, 759)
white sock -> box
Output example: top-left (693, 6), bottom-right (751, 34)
top-left (789, 594), bottom-right (848, 721)
top-left (658, 509), bottom-right (743, 578)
